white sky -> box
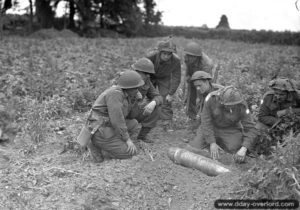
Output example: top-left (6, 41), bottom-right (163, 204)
top-left (6, 0), bottom-right (300, 32)
top-left (156, 0), bottom-right (300, 31)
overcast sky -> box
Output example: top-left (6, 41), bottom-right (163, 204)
top-left (156, 0), bottom-right (300, 31)
top-left (6, 0), bottom-right (300, 32)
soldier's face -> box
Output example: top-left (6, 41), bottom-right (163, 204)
top-left (184, 54), bottom-right (198, 64)
top-left (160, 51), bottom-right (172, 62)
top-left (137, 71), bottom-right (149, 81)
top-left (274, 89), bottom-right (288, 102)
top-left (194, 80), bottom-right (210, 94)
top-left (125, 88), bottom-right (139, 98)
top-left (223, 104), bottom-right (239, 113)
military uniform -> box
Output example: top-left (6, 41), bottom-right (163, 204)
top-left (147, 53), bottom-right (181, 120)
top-left (185, 53), bottom-right (214, 119)
top-left (196, 83), bottom-right (223, 115)
top-left (189, 90), bottom-right (257, 153)
top-left (87, 86), bottom-right (139, 159)
top-left (257, 90), bottom-right (300, 129)
top-left (127, 77), bottom-right (163, 129)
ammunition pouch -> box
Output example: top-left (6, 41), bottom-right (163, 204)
top-left (77, 111), bottom-right (111, 147)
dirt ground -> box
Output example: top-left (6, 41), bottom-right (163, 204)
top-left (0, 113), bottom-right (255, 210)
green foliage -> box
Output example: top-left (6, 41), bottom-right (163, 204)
top-left (237, 133), bottom-right (300, 200)
top-left (255, 113), bottom-right (300, 156)
top-left (21, 95), bottom-right (71, 143)
top-left (151, 26), bottom-right (300, 46)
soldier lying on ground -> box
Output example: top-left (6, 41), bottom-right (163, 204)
top-left (186, 86), bottom-right (258, 163)
top-left (187, 71), bottom-right (223, 131)
top-left (256, 77), bottom-right (300, 132)
top-left (147, 37), bottom-right (181, 132)
top-left (79, 70), bottom-right (145, 162)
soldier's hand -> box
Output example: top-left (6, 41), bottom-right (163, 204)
top-left (126, 138), bottom-right (137, 155)
top-left (234, 146), bottom-right (247, 163)
top-left (166, 94), bottom-right (173, 103)
top-left (210, 143), bottom-right (223, 160)
top-left (277, 109), bottom-right (288, 118)
top-left (136, 91), bottom-right (143, 101)
top-left (143, 101), bottom-right (156, 115)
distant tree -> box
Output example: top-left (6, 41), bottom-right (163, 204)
top-left (201, 24), bottom-right (208, 29)
top-left (35, 0), bottom-right (54, 28)
top-left (1, 0), bottom-right (13, 39)
top-left (28, 0), bottom-right (33, 31)
top-left (216, 14), bottom-right (230, 29)
top-left (144, 0), bottom-right (162, 26)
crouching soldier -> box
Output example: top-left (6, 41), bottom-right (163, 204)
top-left (186, 86), bottom-right (258, 163)
top-left (127, 58), bottom-right (163, 143)
top-left (147, 37), bottom-right (181, 131)
top-left (256, 77), bottom-right (300, 132)
top-left (78, 70), bottom-right (145, 162)
top-left (184, 41), bottom-right (215, 123)
top-left (188, 71), bottom-right (223, 130)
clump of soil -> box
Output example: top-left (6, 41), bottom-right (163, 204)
top-left (0, 115), bottom-right (254, 209)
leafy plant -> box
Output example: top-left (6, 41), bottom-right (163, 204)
top-left (237, 131), bottom-right (300, 200)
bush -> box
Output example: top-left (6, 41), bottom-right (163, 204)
top-left (237, 133), bottom-right (300, 200)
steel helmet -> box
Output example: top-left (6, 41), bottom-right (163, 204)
top-left (190, 71), bottom-right (212, 82)
top-left (184, 42), bottom-right (202, 57)
top-left (117, 70), bottom-right (145, 89)
top-left (131, 58), bottom-right (155, 74)
top-left (157, 38), bottom-right (176, 53)
top-left (219, 86), bottom-right (244, 106)
top-left (268, 77), bottom-right (295, 92)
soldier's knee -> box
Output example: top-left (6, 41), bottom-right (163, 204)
top-left (126, 119), bottom-right (139, 130)
top-left (255, 122), bottom-right (269, 132)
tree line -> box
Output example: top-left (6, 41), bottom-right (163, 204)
top-left (0, 0), bottom-right (162, 36)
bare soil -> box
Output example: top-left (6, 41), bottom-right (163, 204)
top-left (0, 113), bottom-right (255, 210)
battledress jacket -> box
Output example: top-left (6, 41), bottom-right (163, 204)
top-left (196, 83), bottom-right (224, 113)
top-left (200, 91), bottom-right (257, 149)
top-left (138, 77), bottom-right (163, 105)
top-left (258, 90), bottom-right (300, 126)
top-left (147, 53), bottom-right (181, 95)
top-left (87, 86), bottom-right (132, 141)
top-left (185, 52), bottom-right (214, 79)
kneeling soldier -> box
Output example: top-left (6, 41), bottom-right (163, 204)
top-left (256, 77), bottom-right (300, 131)
top-left (188, 71), bottom-right (223, 130)
top-left (126, 58), bottom-right (163, 143)
top-left (83, 70), bottom-right (145, 162)
top-left (187, 86), bottom-right (258, 163)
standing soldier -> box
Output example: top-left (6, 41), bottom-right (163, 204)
top-left (147, 37), bottom-right (181, 131)
top-left (184, 41), bottom-right (215, 125)
top-left (78, 70), bottom-right (145, 162)
top-left (256, 77), bottom-right (300, 131)
top-left (127, 58), bottom-right (163, 143)
top-left (186, 86), bottom-right (258, 163)
top-left (189, 71), bottom-right (223, 130)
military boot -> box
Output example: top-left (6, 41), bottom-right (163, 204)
top-left (87, 141), bottom-right (104, 163)
top-left (137, 127), bottom-right (153, 143)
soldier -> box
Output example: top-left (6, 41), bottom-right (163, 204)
top-left (82, 70), bottom-right (145, 162)
top-left (189, 71), bottom-right (223, 130)
top-left (127, 58), bottom-right (163, 143)
top-left (186, 86), bottom-right (258, 163)
top-left (147, 37), bottom-right (181, 131)
top-left (184, 41), bottom-right (215, 123)
top-left (256, 77), bottom-right (300, 131)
